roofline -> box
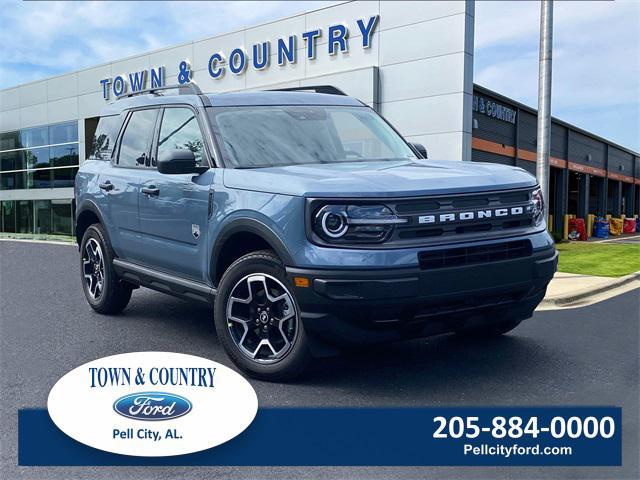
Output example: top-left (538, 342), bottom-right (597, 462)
top-left (473, 83), bottom-right (640, 158)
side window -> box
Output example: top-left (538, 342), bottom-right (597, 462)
top-left (89, 114), bottom-right (123, 160)
top-left (118, 109), bottom-right (158, 168)
top-left (157, 108), bottom-right (206, 166)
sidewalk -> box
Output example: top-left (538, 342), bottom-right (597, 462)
top-left (540, 271), bottom-right (640, 308)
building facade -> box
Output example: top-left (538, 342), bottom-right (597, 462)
top-left (0, 0), bottom-right (637, 237)
top-left (472, 85), bottom-right (639, 232)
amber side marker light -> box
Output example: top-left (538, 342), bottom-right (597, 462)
top-left (294, 277), bottom-right (310, 288)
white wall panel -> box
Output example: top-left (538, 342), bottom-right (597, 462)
top-left (305, 39), bottom-right (377, 77)
top-left (150, 43), bottom-right (195, 80)
top-left (379, 54), bottom-right (465, 103)
top-left (305, 1), bottom-right (379, 46)
top-left (245, 55), bottom-right (305, 88)
top-left (0, 108), bottom-right (20, 131)
top-left (193, 31), bottom-right (245, 72)
top-left (381, 93), bottom-right (464, 137)
top-left (404, 132), bottom-right (464, 161)
top-left (47, 97), bottom-right (78, 124)
top-left (20, 103), bottom-right (47, 128)
top-left (245, 14), bottom-right (305, 48)
top-left (19, 81), bottom-right (48, 107)
top-left (78, 65), bottom-right (111, 95)
top-left (0, 88), bottom-right (20, 112)
top-left (379, 13), bottom-right (466, 66)
top-left (301, 67), bottom-right (377, 105)
top-left (78, 92), bottom-right (104, 119)
top-left (47, 73), bottom-right (78, 101)
top-left (379, 1), bottom-right (465, 30)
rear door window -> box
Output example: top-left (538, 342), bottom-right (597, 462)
top-left (118, 109), bottom-right (158, 168)
top-left (89, 114), bottom-right (124, 160)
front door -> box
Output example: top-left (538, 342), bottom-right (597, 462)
top-left (138, 106), bottom-right (213, 281)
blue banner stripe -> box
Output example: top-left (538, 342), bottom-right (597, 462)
top-left (19, 407), bottom-right (621, 466)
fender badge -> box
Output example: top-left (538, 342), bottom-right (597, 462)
top-left (192, 224), bottom-right (200, 239)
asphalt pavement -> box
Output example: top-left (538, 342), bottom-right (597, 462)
top-left (1, 240), bottom-right (638, 480)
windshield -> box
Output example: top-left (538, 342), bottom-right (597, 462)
top-left (208, 105), bottom-right (417, 168)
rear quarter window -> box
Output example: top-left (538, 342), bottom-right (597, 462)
top-left (89, 114), bottom-right (124, 160)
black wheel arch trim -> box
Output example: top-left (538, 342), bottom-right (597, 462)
top-left (75, 199), bottom-right (110, 247)
top-left (210, 217), bottom-right (295, 285)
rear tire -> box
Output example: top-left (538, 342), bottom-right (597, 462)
top-left (214, 250), bottom-right (310, 382)
top-left (455, 319), bottom-right (522, 338)
top-left (80, 224), bottom-right (132, 314)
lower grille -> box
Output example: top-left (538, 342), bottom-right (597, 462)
top-left (418, 240), bottom-right (532, 270)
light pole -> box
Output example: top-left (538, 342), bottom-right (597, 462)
top-left (536, 0), bottom-right (553, 215)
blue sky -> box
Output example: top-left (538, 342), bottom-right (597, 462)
top-left (0, 0), bottom-right (638, 151)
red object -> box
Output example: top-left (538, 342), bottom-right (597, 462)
top-left (568, 218), bottom-right (587, 241)
top-left (623, 218), bottom-right (637, 234)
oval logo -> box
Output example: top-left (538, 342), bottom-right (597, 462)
top-left (113, 392), bottom-right (192, 421)
top-left (47, 352), bottom-right (258, 457)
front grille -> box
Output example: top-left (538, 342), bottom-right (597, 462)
top-left (386, 188), bottom-right (536, 246)
top-left (418, 240), bottom-right (532, 269)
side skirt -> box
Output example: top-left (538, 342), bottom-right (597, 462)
top-left (112, 259), bottom-right (216, 305)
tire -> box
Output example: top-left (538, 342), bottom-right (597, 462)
top-left (80, 223), bottom-right (132, 314)
top-left (214, 250), bottom-right (311, 381)
top-left (455, 319), bottom-right (522, 338)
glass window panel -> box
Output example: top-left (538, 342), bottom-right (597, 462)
top-left (158, 108), bottom-right (205, 166)
top-left (22, 169), bottom-right (52, 189)
top-left (0, 131), bottom-right (21, 151)
top-left (90, 114), bottom-right (123, 160)
top-left (52, 166), bottom-right (78, 188)
top-left (49, 122), bottom-right (78, 144)
top-left (2, 201), bottom-right (16, 232)
top-left (20, 126), bottom-right (49, 148)
top-left (16, 200), bottom-right (33, 233)
top-left (25, 146), bottom-right (50, 169)
top-left (0, 150), bottom-right (25, 172)
top-left (51, 200), bottom-right (72, 235)
top-left (50, 144), bottom-right (79, 168)
top-left (118, 109), bottom-right (158, 168)
top-left (34, 200), bottom-right (51, 234)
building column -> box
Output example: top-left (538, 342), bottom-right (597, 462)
top-left (611, 180), bottom-right (622, 217)
top-left (577, 173), bottom-right (590, 220)
top-left (597, 177), bottom-right (607, 217)
top-left (554, 168), bottom-right (568, 232)
top-left (624, 184), bottom-right (635, 217)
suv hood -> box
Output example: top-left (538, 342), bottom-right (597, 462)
top-left (223, 160), bottom-right (537, 198)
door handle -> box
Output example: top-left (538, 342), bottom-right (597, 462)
top-left (99, 181), bottom-right (114, 191)
top-left (141, 186), bottom-right (160, 196)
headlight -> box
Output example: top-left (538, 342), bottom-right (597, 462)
top-left (531, 187), bottom-right (545, 226)
top-left (312, 204), bottom-right (407, 244)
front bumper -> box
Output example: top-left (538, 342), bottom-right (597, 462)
top-left (286, 244), bottom-right (558, 346)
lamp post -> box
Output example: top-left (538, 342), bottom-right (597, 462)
top-left (536, 0), bottom-right (554, 215)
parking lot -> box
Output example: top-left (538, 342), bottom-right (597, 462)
top-left (1, 240), bottom-right (638, 479)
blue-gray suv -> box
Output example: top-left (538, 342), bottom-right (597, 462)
top-left (75, 84), bottom-right (557, 381)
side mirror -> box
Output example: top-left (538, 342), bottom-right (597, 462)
top-left (157, 149), bottom-right (198, 174)
top-left (410, 142), bottom-right (428, 159)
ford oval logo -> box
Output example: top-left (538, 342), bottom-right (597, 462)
top-left (113, 392), bottom-right (192, 421)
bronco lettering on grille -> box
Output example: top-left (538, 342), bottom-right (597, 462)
top-left (417, 206), bottom-right (526, 224)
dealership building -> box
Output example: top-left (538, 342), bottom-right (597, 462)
top-left (0, 0), bottom-right (638, 236)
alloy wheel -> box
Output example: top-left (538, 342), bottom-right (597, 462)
top-left (226, 273), bottom-right (298, 364)
top-left (82, 238), bottom-right (105, 300)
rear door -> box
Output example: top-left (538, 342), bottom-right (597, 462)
top-left (138, 106), bottom-right (213, 281)
top-left (101, 108), bottom-right (158, 260)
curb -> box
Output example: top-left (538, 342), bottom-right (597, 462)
top-left (541, 271), bottom-right (640, 307)
top-left (0, 238), bottom-right (75, 247)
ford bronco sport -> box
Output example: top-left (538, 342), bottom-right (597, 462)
top-left (75, 84), bottom-right (557, 381)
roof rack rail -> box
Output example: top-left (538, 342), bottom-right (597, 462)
top-left (117, 82), bottom-right (203, 100)
top-left (270, 85), bottom-right (347, 96)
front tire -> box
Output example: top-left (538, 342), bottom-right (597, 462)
top-left (80, 224), bottom-right (132, 314)
top-left (214, 250), bottom-right (310, 381)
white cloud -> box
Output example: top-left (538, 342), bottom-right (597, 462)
top-left (0, 1), bottom-right (333, 86)
top-left (474, 0), bottom-right (640, 150)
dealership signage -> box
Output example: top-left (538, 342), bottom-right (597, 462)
top-left (473, 95), bottom-right (517, 124)
top-left (99, 15), bottom-right (380, 100)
